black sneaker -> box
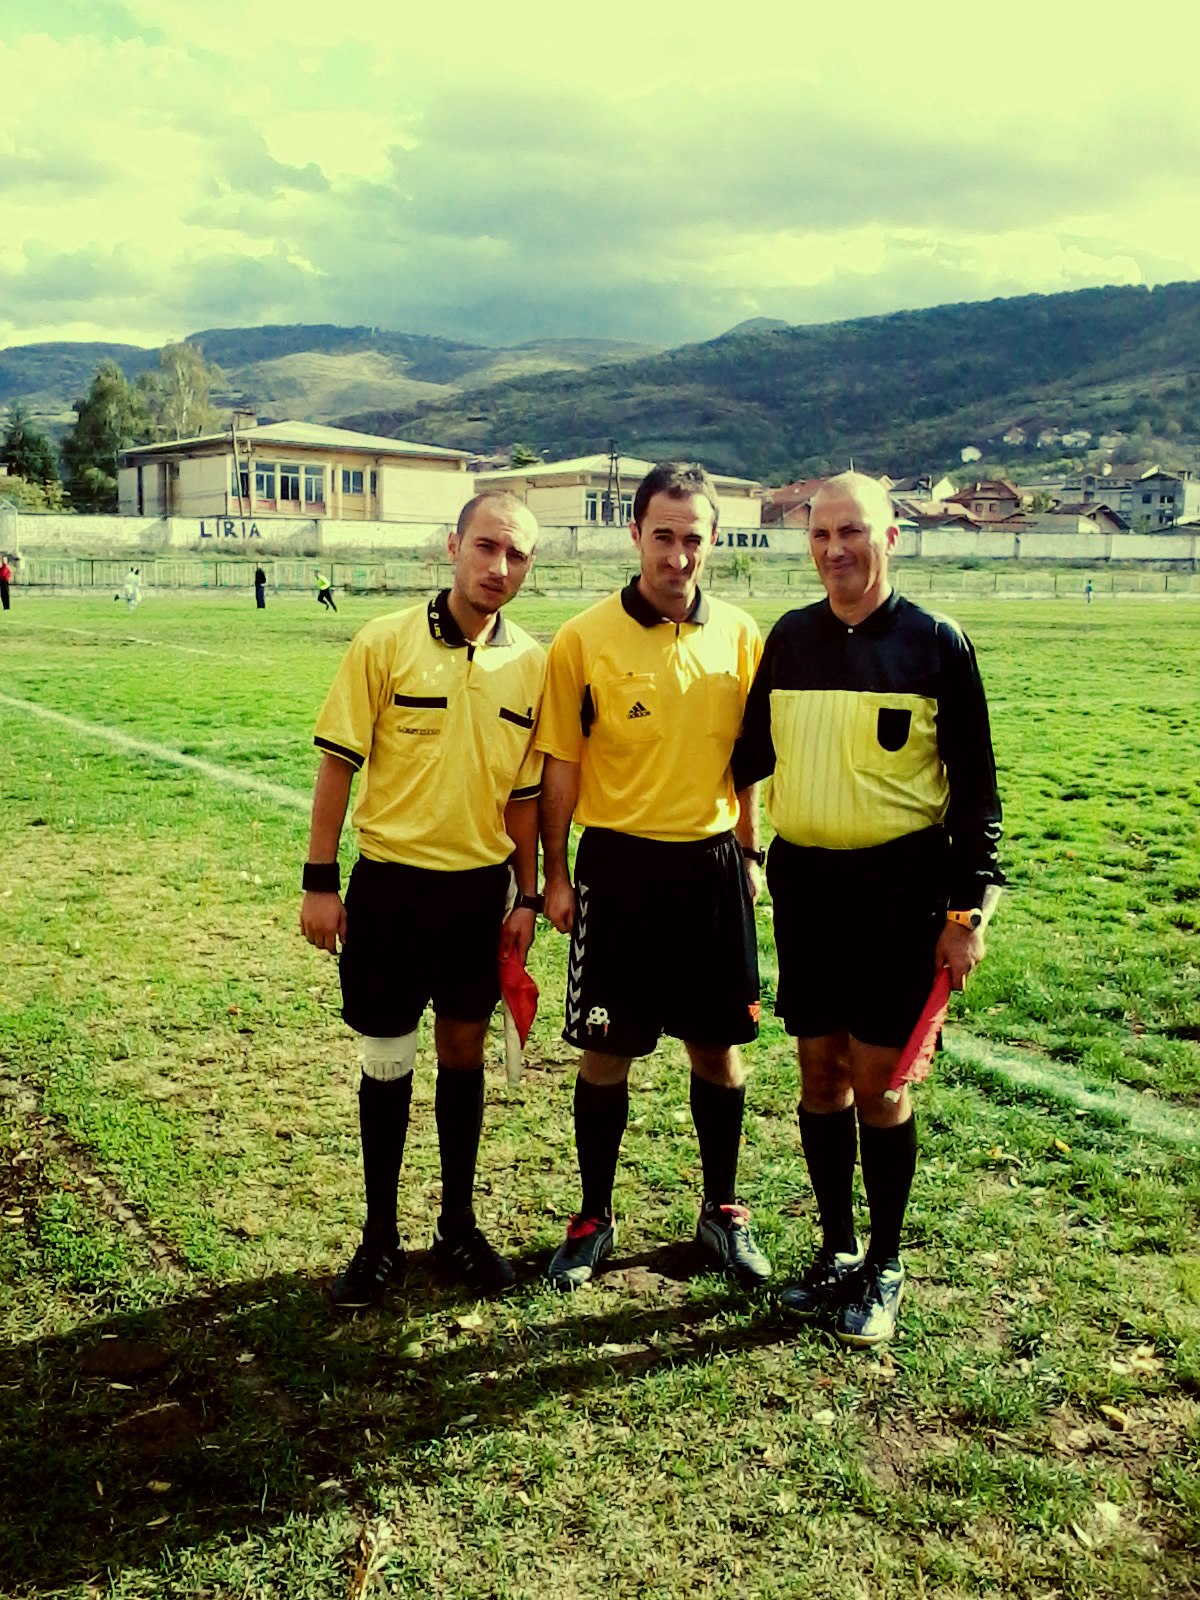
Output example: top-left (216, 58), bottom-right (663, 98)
top-left (431, 1222), bottom-right (516, 1296)
top-left (779, 1240), bottom-right (866, 1319)
top-left (835, 1258), bottom-right (905, 1347)
top-left (547, 1214), bottom-right (616, 1292)
top-left (330, 1238), bottom-right (405, 1310)
top-left (695, 1202), bottom-right (773, 1289)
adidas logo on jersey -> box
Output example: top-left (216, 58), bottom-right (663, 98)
top-left (627, 701), bottom-right (651, 719)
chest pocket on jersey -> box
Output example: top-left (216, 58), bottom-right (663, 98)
top-left (393, 693), bottom-right (447, 752)
top-left (876, 708), bottom-right (911, 751)
top-left (498, 706), bottom-right (534, 729)
top-left (596, 672), bottom-right (660, 744)
top-left (704, 672), bottom-right (744, 744)
top-left (852, 696), bottom-right (934, 778)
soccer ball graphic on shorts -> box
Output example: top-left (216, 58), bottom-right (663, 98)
top-left (585, 1006), bottom-right (610, 1035)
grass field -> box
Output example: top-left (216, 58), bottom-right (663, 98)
top-left (1, 591), bottom-right (1198, 1599)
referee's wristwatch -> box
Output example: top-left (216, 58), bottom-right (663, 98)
top-left (513, 892), bottom-right (544, 914)
top-left (741, 845), bottom-right (767, 867)
top-left (946, 908), bottom-right (983, 930)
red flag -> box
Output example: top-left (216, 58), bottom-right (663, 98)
top-left (884, 967), bottom-right (952, 1103)
top-left (499, 945), bottom-right (538, 1085)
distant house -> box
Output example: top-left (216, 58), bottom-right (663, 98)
top-left (1002, 426), bottom-right (1027, 447)
top-left (118, 418), bottom-right (471, 522)
top-left (893, 497), bottom-right (979, 530)
top-left (1036, 428), bottom-right (1061, 449)
top-left (946, 479), bottom-right (1022, 520)
top-left (883, 474), bottom-right (957, 502)
top-left (1061, 429), bottom-right (1092, 449)
top-left (1129, 468), bottom-right (1200, 528)
top-left (473, 454), bottom-right (763, 528)
top-left (1051, 503), bottom-right (1130, 533)
top-left (761, 477), bottom-right (828, 528)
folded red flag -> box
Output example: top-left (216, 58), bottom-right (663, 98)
top-left (499, 944), bottom-right (539, 1085)
top-left (884, 966), bottom-right (952, 1103)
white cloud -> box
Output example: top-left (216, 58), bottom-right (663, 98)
top-left (2, 0), bottom-right (1200, 348)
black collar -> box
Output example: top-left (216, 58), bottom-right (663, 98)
top-left (820, 589), bottom-right (901, 636)
top-left (427, 589), bottom-right (510, 649)
top-left (620, 578), bottom-right (710, 629)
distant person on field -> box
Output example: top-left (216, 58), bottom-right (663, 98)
top-left (255, 565), bottom-right (267, 609)
top-left (733, 472), bottom-right (1004, 1347)
top-left (125, 567), bottom-right (141, 610)
top-left (0, 554), bottom-right (11, 612)
top-left (1085, 579), bottom-right (1094, 605)
top-left (300, 492), bottom-right (546, 1307)
top-left (536, 461), bottom-right (771, 1293)
top-left (316, 570), bottom-right (337, 612)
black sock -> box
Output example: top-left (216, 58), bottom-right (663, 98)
top-left (859, 1114), bottom-right (917, 1268)
top-left (359, 1072), bottom-right (412, 1247)
top-left (798, 1105), bottom-right (858, 1256)
top-left (575, 1076), bottom-right (628, 1219)
top-left (690, 1073), bottom-right (745, 1208)
top-left (435, 1063), bottom-right (484, 1235)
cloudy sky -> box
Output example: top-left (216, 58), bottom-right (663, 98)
top-left (3, 0), bottom-right (1200, 352)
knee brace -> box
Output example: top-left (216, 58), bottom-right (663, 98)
top-left (360, 1030), bottom-right (418, 1082)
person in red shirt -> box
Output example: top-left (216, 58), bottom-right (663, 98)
top-left (0, 556), bottom-right (12, 612)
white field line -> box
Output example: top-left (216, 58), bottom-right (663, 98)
top-left (945, 1030), bottom-right (1200, 1149)
top-left (21, 623), bottom-right (227, 658)
top-left (4, 684), bottom-right (1197, 1149)
top-left (0, 691), bottom-right (309, 814)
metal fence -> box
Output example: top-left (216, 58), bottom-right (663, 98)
top-left (12, 555), bottom-right (1200, 599)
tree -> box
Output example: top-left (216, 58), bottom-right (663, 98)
top-left (2, 402), bottom-right (59, 486)
top-left (0, 473), bottom-right (65, 512)
top-left (139, 342), bottom-right (222, 441)
top-left (508, 442), bottom-right (542, 468)
top-left (60, 360), bottom-right (151, 511)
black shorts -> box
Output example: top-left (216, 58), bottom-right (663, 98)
top-left (767, 828), bottom-right (949, 1049)
top-left (564, 828), bottom-right (759, 1058)
top-left (340, 857), bottom-right (509, 1036)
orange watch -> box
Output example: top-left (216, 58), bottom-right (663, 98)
top-left (946, 908), bottom-right (982, 930)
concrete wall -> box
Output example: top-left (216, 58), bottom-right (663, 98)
top-left (179, 454), bottom-right (227, 517)
top-left (5, 511), bottom-right (1198, 565)
top-left (377, 462), bottom-right (471, 525)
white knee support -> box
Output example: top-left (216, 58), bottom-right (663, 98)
top-left (360, 1031), bottom-right (418, 1082)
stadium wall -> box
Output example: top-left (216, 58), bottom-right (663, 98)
top-left (2, 512), bottom-right (1198, 566)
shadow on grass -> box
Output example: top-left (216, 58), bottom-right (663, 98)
top-left (0, 1247), bottom-right (805, 1593)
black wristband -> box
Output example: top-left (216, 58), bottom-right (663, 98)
top-left (741, 845), bottom-right (766, 867)
top-left (514, 892), bottom-right (544, 914)
top-left (302, 861), bottom-right (341, 893)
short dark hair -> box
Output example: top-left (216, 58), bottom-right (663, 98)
top-left (632, 462), bottom-right (720, 532)
top-left (455, 489), bottom-right (533, 540)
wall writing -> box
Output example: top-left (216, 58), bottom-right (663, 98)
top-left (713, 531), bottom-right (770, 549)
top-left (199, 520), bottom-right (262, 540)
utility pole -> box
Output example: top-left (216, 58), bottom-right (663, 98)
top-left (601, 438), bottom-right (620, 524)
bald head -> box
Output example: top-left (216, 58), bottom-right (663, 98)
top-left (807, 471), bottom-right (899, 624)
top-left (810, 472), bottom-right (896, 534)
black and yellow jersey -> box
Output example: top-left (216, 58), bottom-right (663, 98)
top-left (314, 591), bottom-right (546, 870)
top-left (733, 592), bottom-right (1002, 905)
top-left (536, 581), bottom-right (762, 842)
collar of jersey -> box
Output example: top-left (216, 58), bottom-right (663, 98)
top-left (820, 589), bottom-right (900, 636)
top-left (620, 579), bottom-right (710, 629)
top-left (427, 589), bottom-right (511, 649)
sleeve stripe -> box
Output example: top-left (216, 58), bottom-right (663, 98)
top-left (510, 784), bottom-right (541, 800)
top-left (314, 736), bottom-right (365, 770)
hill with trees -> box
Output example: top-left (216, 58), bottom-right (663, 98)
top-left (342, 282), bottom-right (1200, 482)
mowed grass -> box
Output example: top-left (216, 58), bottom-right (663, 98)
top-left (0, 590), bottom-right (1198, 1599)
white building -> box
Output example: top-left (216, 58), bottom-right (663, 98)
top-left (118, 419), bottom-right (472, 524)
top-left (473, 454), bottom-right (762, 528)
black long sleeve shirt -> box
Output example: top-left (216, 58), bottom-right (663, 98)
top-left (732, 592), bottom-right (1003, 907)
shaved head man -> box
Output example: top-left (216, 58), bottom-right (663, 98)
top-left (734, 471), bottom-right (1004, 1346)
top-left (301, 490), bottom-right (547, 1307)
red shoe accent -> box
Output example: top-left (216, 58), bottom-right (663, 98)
top-left (566, 1214), bottom-right (608, 1241)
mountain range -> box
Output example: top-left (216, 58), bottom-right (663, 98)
top-left (4, 282), bottom-right (1200, 482)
